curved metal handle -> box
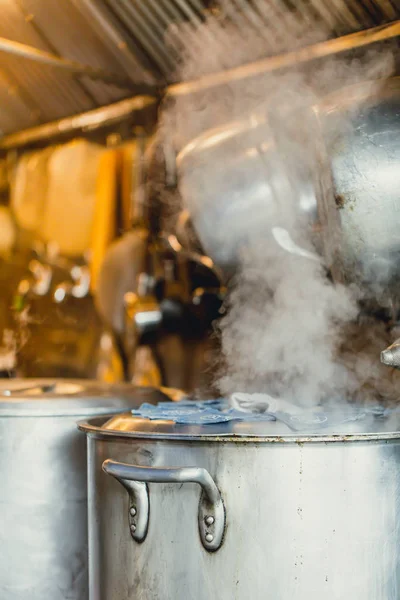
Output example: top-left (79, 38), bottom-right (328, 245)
top-left (102, 459), bottom-right (226, 552)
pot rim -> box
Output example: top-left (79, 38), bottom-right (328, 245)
top-left (0, 379), bottom-right (171, 417)
top-left (78, 415), bottom-right (400, 444)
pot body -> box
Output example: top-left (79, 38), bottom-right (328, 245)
top-left (85, 427), bottom-right (400, 600)
top-left (177, 117), bottom-right (317, 277)
top-left (177, 78), bottom-right (400, 302)
top-left (1, 413), bottom-right (89, 599)
top-left (0, 380), bottom-right (169, 600)
top-left (326, 78), bottom-right (400, 303)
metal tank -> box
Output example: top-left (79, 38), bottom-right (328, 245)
top-left (177, 77), bottom-right (400, 306)
top-left (319, 77), bottom-right (400, 306)
top-left (177, 114), bottom-right (318, 278)
top-left (0, 379), bottom-right (173, 600)
top-left (80, 406), bottom-right (400, 600)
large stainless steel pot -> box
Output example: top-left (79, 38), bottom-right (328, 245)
top-left (177, 77), bottom-right (400, 304)
top-left (80, 409), bottom-right (400, 600)
top-left (320, 78), bottom-right (400, 305)
top-left (177, 114), bottom-right (318, 277)
top-left (0, 379), bottom-right (173, 600)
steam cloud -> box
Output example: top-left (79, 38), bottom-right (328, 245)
top-left (161, 7), bottom-right (396, 407)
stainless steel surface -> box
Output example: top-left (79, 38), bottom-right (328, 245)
top-left (0, 35), bottom-right (133, 88)
top-left (177, 77), bottom-right (400, 291)
top-left (177, 114), bottom-right (317, 276)
top-left (1, 406), bottom-right (90, 599)
top-left (0, 380), bottom-right (175, 600)
top-left (321, 78), bottom-right (400, 304)
top-left (103, 458), bottom-right (226, 550)
top-left (81, 413), bottom-right (400, 600)
top-left (103, 459), bottom-right (150, 543)
top-left (0, 379), bottom-right (177, 415)
top-left (381, 338), bottom-right (400, 368)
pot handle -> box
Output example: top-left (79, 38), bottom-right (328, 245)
top-left (102, 459), bottom-right (226, 552)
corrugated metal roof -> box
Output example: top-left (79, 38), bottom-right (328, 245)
top-left (0, 1), bottom-right (94, 119)
top-left (0, 0), bottom-right (398, 136)
top-left (0, 0), bottom-right (158, 133)
top-left (17, 0), bottom-right (134, 104)
top-left (0, 70), bottom-right (38, 134)
top-left (104, 0), bottom-right (400, 78)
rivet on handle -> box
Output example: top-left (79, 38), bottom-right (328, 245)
top-left (102, 459), bottom-right (226, 552)
top-left (102, 462), bottom-right (150, 544)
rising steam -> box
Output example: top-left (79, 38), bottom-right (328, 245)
top-left (162, 7), bottom-right (396, 407)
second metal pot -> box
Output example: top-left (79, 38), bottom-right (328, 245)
top-left (0, 379), bottom-right (172, 600)
top-left (177, 77), bottom-right (400, 308)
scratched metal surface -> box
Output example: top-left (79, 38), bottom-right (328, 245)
top-left (84, 427), bottom-right (400, 599)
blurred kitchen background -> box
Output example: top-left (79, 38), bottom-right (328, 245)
top-left (0, 0), bottom-right (398, 392)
